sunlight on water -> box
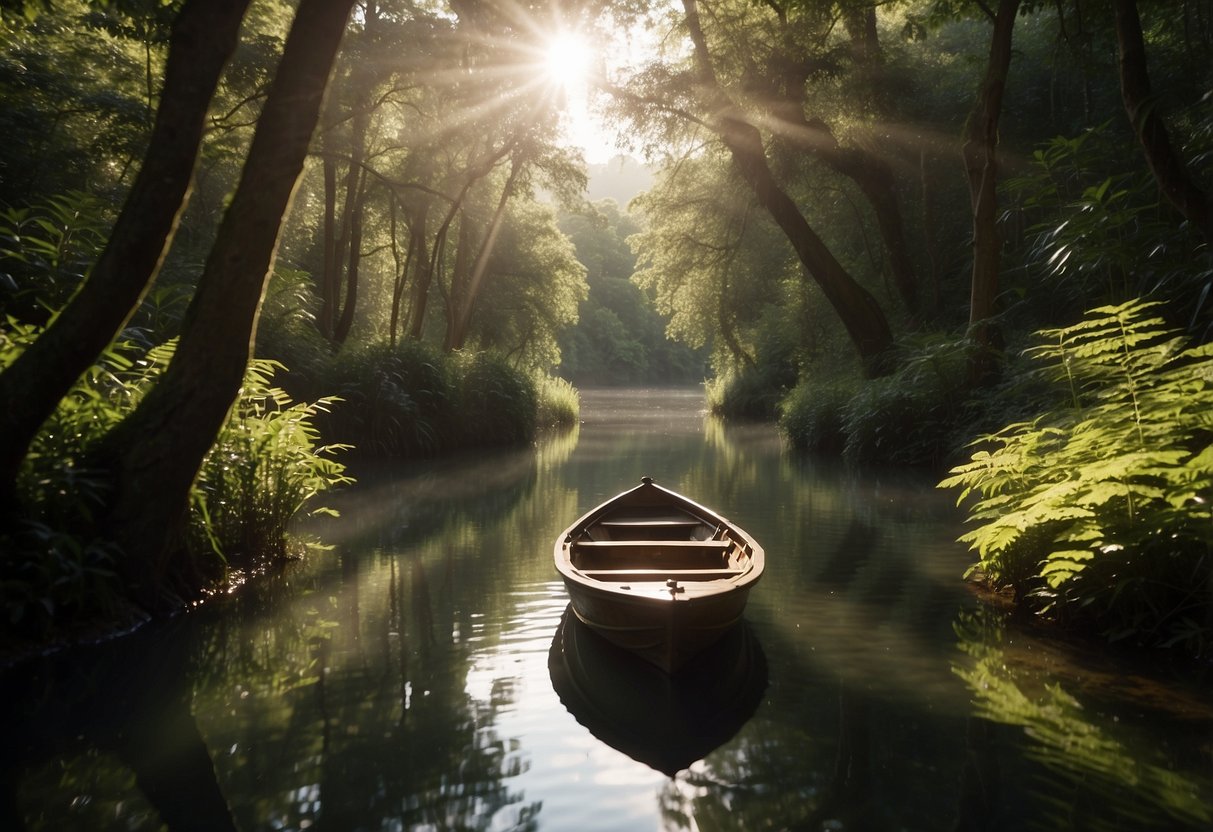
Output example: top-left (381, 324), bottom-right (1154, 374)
top-left (2, 388), bottom-right (1210, 831)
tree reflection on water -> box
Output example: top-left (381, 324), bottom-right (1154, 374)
top-left (3, 391), bottom-right (1211, 831)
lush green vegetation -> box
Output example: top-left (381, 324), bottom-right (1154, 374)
top-left (941, 301), bottom-right (1212, 652)
top-left (557, 199), bottom-right (705, 385)
top-left (1, 324), bottom-right (350, 638)
top-left (1, 0), bottom-right (1211, 655)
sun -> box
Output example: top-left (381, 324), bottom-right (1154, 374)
top-left (541, 31), bottom-right (592, 96)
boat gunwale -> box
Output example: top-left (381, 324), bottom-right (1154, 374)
top-left (553, 480), bottom-right (765, 596)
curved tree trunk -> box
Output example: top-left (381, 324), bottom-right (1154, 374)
top-left (797, 119), bottom-right (919, 318)
top-left (97, 0), bottom-right (356, 608)
top-left (1114, 0), bottom-right (1212, 241)
top-left (962, 0), bottom-right (1020, 385)
top-left (0, 0), bottom-right (251, 506)
top-left (682, 0), bottom-right (894, 374)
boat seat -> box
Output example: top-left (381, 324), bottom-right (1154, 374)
top-left (599, 517), bottom-right (701, 528)
top-left (571, 539), bottom-right (732, 570)
top-left (594, 517), bottom-right (709, 541)
top-left (578, 567), bottom-right (745, 581)
top-left (573, 540), bottom-right (731, 551)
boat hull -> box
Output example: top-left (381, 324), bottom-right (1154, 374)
top-left (563, 579), bottom-right (753, 673)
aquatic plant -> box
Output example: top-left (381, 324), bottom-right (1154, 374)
top-left (941, 299), bottom-right (1213, 653)
top-left (535, 374), bottom-right (580, 428)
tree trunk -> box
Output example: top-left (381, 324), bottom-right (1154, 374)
top-left (410, 206), bottom-right (454, 341)
top-left (797, 119), bottom-right (919, 318)
top-left (330, 95), bottom-right (369, 345)
top-left (399, 200), bottom-right (430, 342)
top-left (332, 174), bottom-right (366, 345)
top-left (0, 0), bottom-right (250, 506)
top-left (962, 0), bottom-right (1020, 384)
top-left (1114, 0), bottom-right (1212, 241)
top-left (442, 215), bottom-right (475, 351)
top-left (681, 0), bottom-right (894, 375)
top-left (445, 156), bottom-right (522, 352)
top-left (388, 198), bottom-right (415, 347)
top-left (319, 154), bottom-right (339, 338)
top-left (97, 0), bottom-right (356, 608)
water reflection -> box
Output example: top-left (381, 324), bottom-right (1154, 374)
top-left (548, 607), bottom-right (767, 776)
top-left (953, 609), bottom-right (1213, 831)
top-left (0, 617), bottom-right (237, 831)
top-left (1, 389), bottom-right (1210, 831)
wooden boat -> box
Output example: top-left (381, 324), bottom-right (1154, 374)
top-left (553, 477), bottom-right (764, 673)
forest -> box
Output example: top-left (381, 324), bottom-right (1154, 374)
top-left (0, 0), bottom-right (1210, 659)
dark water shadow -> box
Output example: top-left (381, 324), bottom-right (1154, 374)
top-left (548, 606), bottom-right (767, 776)
top-left (0, 615), bottom-right (236, 831)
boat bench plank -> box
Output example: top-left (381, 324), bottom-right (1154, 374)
top-left (599, 517), bottom-right (702, 528)
top-left (573, 540), bottom-right (731, 550)
top-left (579, 567), bottom-right (745, 579)
top-left (571, 539), bottom-right (733, 571)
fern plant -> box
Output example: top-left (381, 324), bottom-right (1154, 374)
top-left (941, 299), bottom-right (1213, 653)
top-left (3, 330), bottom-right (351, 632)
top-left (190, 359), bottom-right (351, 566)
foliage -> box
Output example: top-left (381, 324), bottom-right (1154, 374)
top-left (450, 350), bottom-right (538, 448)
top-left (468, 199), bottom-right (588, 369)
top-left (0, 191), bottom-right (109, 325)
top-left (535, 374), bottom-right (579, 428)
top-left (1003, 124), bottom-right (1213, 333)
top-left (705, 359), bottom-right (797, 421)
top-left (320, 340), bottom-right (453, 458)
top-left (941, 300), bottom-right (1213, 655)
top-left (557, 199), bottom-right (703, 385)
top-left (777, 373), bottom-right (857, 456)
top-left (317, 340), bottom-right (550, 456)
top-left (190, 360), bottom-right (351, 568)
top-left (1, 326), bottom-right (349, 635)
top-left (840, 332), bottom-right (975, 467)
top-left (0, 1), bottom-right (156, 207)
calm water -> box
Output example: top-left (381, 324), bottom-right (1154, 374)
top-left (2, 388), bottom-right (1211, 831)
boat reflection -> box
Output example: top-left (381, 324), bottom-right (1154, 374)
top-left (548, 606), bottom-right (767, 776)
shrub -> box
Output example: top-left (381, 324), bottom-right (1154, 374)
top-left (840, 333), bottom-right (973, 467)
top-left (940, 299), bottom-right (1213, 655)
top-left (451, 351), bottom-right (538, 447)
top-left (777, 375), bottom-right (855, 455)
top-left (706, 361), bottom-right (796, 421)
top-left (1, 328), bottom-right (349, 634)
top-left (320, 340), bottom-right (453, 457)
top-left (190, 359), bottom-right (351, 568)
top-left (535, 374), bottom-right (580, 428)
top-left (0, 191), bottom-right (109, 325)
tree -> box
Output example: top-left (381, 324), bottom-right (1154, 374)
top-left (95, 0), bottom-right (356, 607)
top-left (1113, 0), bottom-right (1212, 242)
top-left (961, 0), bottom-right (1021, 383)
top-left (0, 0), bottom-right (252, 508)
top-left (677, 0), bottom-right (896, 374)
top-left (722, 0), bottom-right (922, 319)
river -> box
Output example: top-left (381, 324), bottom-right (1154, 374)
top-left (2, 388), bottom-right (1210, 830)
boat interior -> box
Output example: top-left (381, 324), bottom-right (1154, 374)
top-left (569, 506), bottom-right (749, 580)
